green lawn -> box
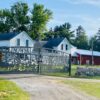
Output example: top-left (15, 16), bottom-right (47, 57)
top-left (62, 80), bottom-right (100, 99)
top-left (42, 65), bottom-right (100, 79)
top-left (42, 65), bottom-right (77, 77)
top-left (0, 78), bottom-right (29, 100)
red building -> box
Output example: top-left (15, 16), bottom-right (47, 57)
top-left (72, 49), bottom-right (100, 65)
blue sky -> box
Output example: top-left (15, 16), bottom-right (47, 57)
top-left (0, 0), bottom-right (100, 36)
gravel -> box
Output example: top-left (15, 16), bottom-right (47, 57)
top-left (0, 74), bottom-right (99, 100)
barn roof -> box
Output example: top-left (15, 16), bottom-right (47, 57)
top-left (76, 49), bottom-right (100, 57)
top-left (0, 32), bottom-right (19, 40)
top-left (43, 37), bottom-right (65, 49)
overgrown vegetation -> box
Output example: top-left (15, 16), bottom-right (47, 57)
top-left (0, 78), bottom-right (29, 100)
top-left (0, 65), bottom-right (38, 74)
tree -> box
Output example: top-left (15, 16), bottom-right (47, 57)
top-left (0, 9), bottom-right (12, 33)
top-left (90, 29), bottom-right (100, 52)
top-left (30, 3), bottom-right (52, 40)
top-left (45, 23), bottom-right (74, 41)
top-left (74, 25), bottom-right (89, 49)
top-left (0, 2), bottom-right (30, 33)
top-left (11, 2), bottom-right (29, 32)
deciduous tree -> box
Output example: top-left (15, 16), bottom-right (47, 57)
top-left (30, 3), bottom-right (52, 40)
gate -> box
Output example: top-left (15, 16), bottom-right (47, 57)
top-left (0, 47), bottom-right (70, 74)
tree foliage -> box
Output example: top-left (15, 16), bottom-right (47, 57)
top-left (0, 9), bottom-right (12, 33)
top-left (0, 2), bottom-right (52, 40)
top-left (30, 3), bottom-right (52, 40)
top-left (73, 25), bottom-right (89, 49)
top-left (89, 29), bottom-right (100, 52)
top-left (45, 23), bottom-right (74, 41)
top-left (11, 2), bottom-right (29, 32)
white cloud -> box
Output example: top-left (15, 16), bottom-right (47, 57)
top-left (48, 14), bottom-right (100, 36)
top-left (61, 0), bottom-right (100, 6)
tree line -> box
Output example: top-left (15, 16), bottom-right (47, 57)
top-left (0, 2), bottom-right (100, 52)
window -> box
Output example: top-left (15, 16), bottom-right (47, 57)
top-left (66, 44), bottom-right (68, 50)
top-left (17, 39), bottom-right (20, 46)
top-left (26, 40), bottom-right (29, 47)
top-left (61, 44), bottom-right (63, 50)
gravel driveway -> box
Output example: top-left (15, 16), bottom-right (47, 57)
top-left (0, 74), bottom-right (99, 100)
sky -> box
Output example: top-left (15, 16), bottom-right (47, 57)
top-left (0, 0), bottom-right (100, 36)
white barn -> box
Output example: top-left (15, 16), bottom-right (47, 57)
top-left (0, 31), bottom-right (34, 47)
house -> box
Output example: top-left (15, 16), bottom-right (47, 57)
top-left (42, 37), bottom-right (100, 65)
top-left (72, 49), bottom-right (100, 65)
top-left (43, 37), bottom-right (73, 54)
top-left (0, 31), bottom-right (34, 62)
top-left (0, 31), bottom-right (34, 47)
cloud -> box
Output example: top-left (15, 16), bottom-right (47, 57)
top-left (47, 14), bottom-right (100, 36)
top-left (61, 0), bottom-right (100, 6)
top-left (67, 15), bottom-right (100, 36)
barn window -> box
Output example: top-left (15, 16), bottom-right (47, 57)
top-left (66, 44), bottom-right (68, 50)
top-left (26, 40), bottom-right (29, 47)
top-left (61, 44), bottom-right (63, 50)
top-left (17, 39), bottom-right (20, 46)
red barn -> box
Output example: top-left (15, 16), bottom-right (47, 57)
top-left (72, 49), bottom-right (100, 65)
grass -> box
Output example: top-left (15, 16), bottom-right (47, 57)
top-left (43, 72), bottom-right (69, 77)
top-left (42, 65), bottom-right (77, 77)
top-left (0, 66), bottom-right (34, 72)
top-left (0, 78), bottom-right (29, 100)
top-left (62, 79), bottom-right (100, 99)
top-left (42, 65), bottom-right (100, 79)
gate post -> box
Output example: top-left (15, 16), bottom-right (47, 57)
top-left (69, 54), bottom-right (71, 76)
top-left (35, 40), bottom-right (42, 74)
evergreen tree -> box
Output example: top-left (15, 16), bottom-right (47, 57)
top-left (74, 25), bottom-right (89, 49)
top-left (45, 23), bottom-right (74, 41)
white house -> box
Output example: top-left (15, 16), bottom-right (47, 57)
top-left (0, 31), bottom-right (34, 47)
top-left (43, 37), bottom-right (73, 54)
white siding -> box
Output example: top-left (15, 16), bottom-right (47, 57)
top-left (0, 41), bottom-right (10, 47)
top-left (10, 32), bottom-right (34, 47)
top-left (57, 38), bottom-right (71, 53)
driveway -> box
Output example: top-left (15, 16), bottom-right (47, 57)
top-left (0, 74), bottom-right (99, 100)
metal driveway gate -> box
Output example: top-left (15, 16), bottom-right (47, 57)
top-left (0, 47), bottom-right (69, 74)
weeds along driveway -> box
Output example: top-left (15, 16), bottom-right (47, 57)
top-left (0, 74), bottom-right (99, 100)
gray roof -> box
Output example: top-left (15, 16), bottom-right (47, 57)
top-left (76, 49), bottom-right (100, 57)
top-left (43, 37), bottom-right (65, 49)
top-left (0, 32), bottom-right (19, 40)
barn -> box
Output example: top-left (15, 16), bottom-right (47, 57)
top-left (72, 49), bottom-right (100, 65)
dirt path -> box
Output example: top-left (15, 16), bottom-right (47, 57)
top-left (0, 74), bottom-right (99, 100)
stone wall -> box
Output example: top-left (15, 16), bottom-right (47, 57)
top-left (76, 67), bottom-right (100, 76)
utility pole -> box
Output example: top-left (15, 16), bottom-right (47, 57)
top-left (69, 43), bottom-right (71, 76)
top-left (91, 40), bottom-right (94, 66)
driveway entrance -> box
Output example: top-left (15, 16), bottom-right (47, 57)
top-left (0, 74), bottom-right (98, 100)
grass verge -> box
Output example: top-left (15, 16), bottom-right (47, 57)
top-left (62, 79), bottom-right (100, 99)
top-left (0, 78), bottom-right (29, 100)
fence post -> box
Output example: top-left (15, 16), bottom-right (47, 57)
top-left (69, 54), bottom-right (71, 76)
